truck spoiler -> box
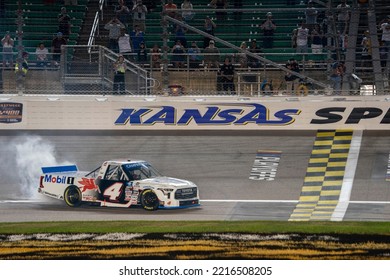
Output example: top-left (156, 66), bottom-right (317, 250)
top-left (41, 165), bottom-right (78, 174)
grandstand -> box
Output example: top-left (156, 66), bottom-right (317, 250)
top-left (0, 0), bottom-right (389, 95)
top-left (144, 1), bottom-right (307, 58)
top-left (1, 0), bottom-right (87, 55)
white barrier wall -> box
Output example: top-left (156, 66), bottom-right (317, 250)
top-left (1, 96), bottom-right (390, 130)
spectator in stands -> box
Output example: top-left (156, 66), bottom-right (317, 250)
top-left (296, 22), bottom-right (309, 54)
top-left (132, 0), bottom-right (148, 32)
top-left (164, 0), bottom-right (178, 18)
top-left (174, 14), bottom-right (188, 48)
top-left (208, 0), bottom-right (228, 21)
top-left (203, 40), bottom-right (220, 69)
top-left (181, 0), bottom-right (194, 22)
top-left (64, 0), bottom-right (78, 6)
top-left (51, 32), bottom-right (67, 67)
top-left (15, 51), bottom-right (29, 77)
top-left (104, 17), bottom-right (125, 53)
top-left (336, 0), bottom-right (350, 35)
top-left (305, 1), bottom-right (318, 32)
top-left (150, 44), bottom-right (161, 68)
top-left (236, 41), bottom-right (248, 69)
top-left (35, 42), bottom-right (49, 68)
top-left (330, 61), bottom-right (345, 95)
top-left (137, 42), bottom-right (148, 66)
top-left (1, 32), bottom-right (14, 68)
top-left (291, 28), bottom-right (297, 49)
top-left (260, 12), bottom-right (276, 49)
top-left (130, 24), bottom-right (145, 55)
top-left (247, 39), bottom-right (262, 69)
top-left (379, 16), bottom-right (390, 54)
top-left (116, 0), bottom-right (131, 28)
top-left (203, 16), bottom-right (216, 49)
top-left (113, 55), bottom-right (126, 94)
top-left (58, 7), bottom-right (72, 40)
top-left (171, 40), bottom-right (186, 68)
top-left (118, 28), bottom-right (132, 59)
top-left (311, 24), bottom-right (323, 54)
top-left (284, 58), bottom-right (300, 95)
top-left (188, 41), bottom-right (201, 69)
top-left (360, 30), bottom-right (371, 69)
top-left (218, 57), bottom-right (236, 95)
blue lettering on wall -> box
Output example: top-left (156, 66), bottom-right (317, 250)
top-left (114, 103), bottom-right (301, 126)
top-left (114, 108), bottom-right (151, 125)
top-left (143, 106), bottom-right (175, 125)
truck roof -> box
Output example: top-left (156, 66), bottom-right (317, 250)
top-left (103, 159), bottom-right (147, 165)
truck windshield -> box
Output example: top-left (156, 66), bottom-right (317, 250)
top-left (122, 162), bottom-right (163, 180)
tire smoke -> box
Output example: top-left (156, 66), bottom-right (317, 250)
top-left (11, 135), bottom-right (71, 199)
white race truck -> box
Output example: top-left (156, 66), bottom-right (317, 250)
top-left (38, 159), bottom-right (200, 211)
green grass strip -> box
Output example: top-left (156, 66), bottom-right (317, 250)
top-left (0, 221), bottom-right (389, 235)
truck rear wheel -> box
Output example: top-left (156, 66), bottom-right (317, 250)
top-left (64, 186), bottom-right (82, 207)
top-left (141, 189), bottom-right (159, 211)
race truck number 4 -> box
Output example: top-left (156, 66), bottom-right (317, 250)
top-left (38, 159), bottom-right (200, 211)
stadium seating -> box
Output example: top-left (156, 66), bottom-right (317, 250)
top-left (0, 0), bottom-right (329, 64)
top-left (1, 0), bottom-right (88, 55)
top-left (140, 0), bottom-right (324, 62)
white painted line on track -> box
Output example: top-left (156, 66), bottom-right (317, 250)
top-left (331, 130), bottom-right (363, 221)
top-left (201, 199), bottom-right (298, 203)
top-left (0, 200), bottom-right (43, 203)
top-left (1, 199), bottom-right (389, 204)
top-left (349, 201), bottom-right (390, 204)
top-left (202, 199), bottom-right (390, 204)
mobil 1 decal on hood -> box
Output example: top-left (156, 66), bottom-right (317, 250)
top-left (114, 103), bottom-right (301, 127)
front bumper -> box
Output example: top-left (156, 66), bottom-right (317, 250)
top-left (159, 199), bottom-right (200, 209)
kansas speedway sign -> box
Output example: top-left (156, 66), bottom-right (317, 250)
top-left (115, 103), bottom-right (300, 126)
top-left (2, 99), bottom-right (390, 130)
top-left (114, 102), bottom-right (390, 130)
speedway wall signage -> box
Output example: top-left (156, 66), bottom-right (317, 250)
top-left (0, 102), bottom-right (23, 124)
top-left (114, 103), bottom-right (300, 126)
top-left (0, 98), bottom-right (389, 130)
top-left (114, 102), bottom-right (390, 128)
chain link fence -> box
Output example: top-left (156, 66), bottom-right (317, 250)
top-left (0, 45), bottom-right (389, 96)
top-left (1, 45), bottom-right (155, 95)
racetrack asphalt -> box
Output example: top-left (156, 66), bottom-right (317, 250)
top-left (0, 130), bottom-right (389, 222)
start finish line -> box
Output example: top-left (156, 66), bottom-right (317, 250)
top-left (249, 150), bottom-right (282, 181)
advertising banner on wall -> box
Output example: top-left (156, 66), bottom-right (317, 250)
top-left (0, 102), bottom-right (23, 124)
top-left (0, 97), bottom-right (389, 130)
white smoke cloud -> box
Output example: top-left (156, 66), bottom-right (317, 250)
top-left (10, 135), bottom-right (72, 199)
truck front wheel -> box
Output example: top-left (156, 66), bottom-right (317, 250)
top-left (64, 186), bottom-right (82, 207)
top-left (141, 189), bottom-right (159, 211)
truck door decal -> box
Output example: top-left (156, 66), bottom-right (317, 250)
top-left (102, 182), bottom-right (124, 202)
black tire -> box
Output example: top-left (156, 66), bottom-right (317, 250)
top-left (64, 186), bottom-right (82, 207)
top-left (141, 189), bottom-right (159, 211)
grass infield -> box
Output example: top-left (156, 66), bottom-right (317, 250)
top-left (0, 221), bottom-right (389, 259)
top-left (0, 221), bottom-right (390, 234)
